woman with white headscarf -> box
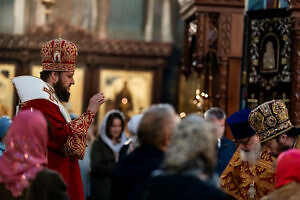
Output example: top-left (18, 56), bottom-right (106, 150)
top-left (90, 110), bottom-right (126, 200)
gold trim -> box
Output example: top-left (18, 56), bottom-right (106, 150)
top-left (260, 123), bottom-right (293, 143)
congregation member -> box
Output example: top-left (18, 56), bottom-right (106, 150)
top-left (261, 149), bottom-right (300, 200)
top-left (90, 110), bottom-right (127, 200)
top-left (0, 110), bottom-right (68, 200)
top-left (119, 113), bottom-right (143, 158)
top-left (12, 38), bottom-right (106, 200)
top-left (110, 104), bottom-right (179, 200)
top-left (0, 115), bottom-right (12, 157)
top-left (204, 107), bottom-right (235, 176)
top-left (138, 114), bottom-right (226, 200)
top-left (220, 109), bottom-right (276, 200)
top-left (249, 99), bottom-right (300, 157)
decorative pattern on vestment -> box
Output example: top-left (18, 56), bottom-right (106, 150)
top-left (42, 63), bottom-right (75, 71)
top-left (41, 38), bottom-right (77, 71)
top-left (62, 110), bottom-right (95, 159)
top-left (248, 100), bottom-right (293, 143)
top-left (43, 87), bottom-right (59, 104)
top-left (220, 146), bottom-right (276, 200)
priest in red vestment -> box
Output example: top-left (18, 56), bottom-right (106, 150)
top-left (12, 38), bottom-right (106, 200)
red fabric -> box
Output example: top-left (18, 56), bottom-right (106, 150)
top-left (22, 99), bottom-right (84, 200)
top-left (0, 110), bottom-right (47, 197)
top-left (41, 38), bottom-right (77, 71)
top-left (276, 149), bottom-right (300, 188)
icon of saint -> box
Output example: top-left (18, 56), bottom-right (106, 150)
top-left (263, 41), bottom-right (275, 70)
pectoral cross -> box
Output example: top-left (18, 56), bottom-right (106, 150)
top-left (43, 87), bottom-right (58, 103)
top-left (248, 182), bottom-right (256, 200)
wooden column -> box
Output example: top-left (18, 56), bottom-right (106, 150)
top-left (196, 13), bottom-right (209, 67)
top-left (291, 10), bottom-right (300, 125)
top-left (161, 0), bottom-right (172, 42)
top-left (95, 0), bottom-right (109, 39)
top-left (83, 55), bottom-right (100, 112)
top-left (218, 56), bottom-right (229, 111)
top-left (218, 13), bottom-right (232, 112)
top-left (227, 58), bottom-right (242, 115)
top-left (145, 0), bottom-right (155, 41)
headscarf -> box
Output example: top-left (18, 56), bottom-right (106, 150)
top-left (276, 149), bottom-right (300, 188)
top-left (0, 110), bottom-right (48, 197)
top-left (127, 114), bottom-right (143, 136)
top-left (99, 109), bottom-right (127, 153)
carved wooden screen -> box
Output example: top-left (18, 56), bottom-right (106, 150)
top-left (178, 13), bottom-right (220, 115)
top-left (246, 9), bottom-right (292, 109)
top-left (98, 68), bottom-right (153, 123)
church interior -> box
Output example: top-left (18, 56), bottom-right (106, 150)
top-left (0, 0), bottom-right (298, 137)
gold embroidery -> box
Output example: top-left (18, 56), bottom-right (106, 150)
top-left (260, 103), bottom-right (272, 117)
top-left (249, 100), bottom-right (293, 143)
top-left (62, 110), bottom-right (95, 159)
top-left (220, 147), bottom-right (276, 200)
top-left (249, 112), bottom-right (265, 133)
top-left (42, 63), bottom-right (75, 71)
top-left (41, 38), bottom-right (77, 72)
top-left (43, 87), bottom-right (58, 104)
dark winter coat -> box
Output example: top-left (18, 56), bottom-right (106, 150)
top-left (90, 137), bottom-right (116, 200)
top-left (0, 168), bottom-right (68, 200)
top-left (139, 173), bottom-right (227, 200)
top-left (110, 144), bottom-right (164, 200)
top-left (216, 137), bottom-right (236, 176)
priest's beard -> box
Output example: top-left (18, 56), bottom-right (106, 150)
top-left (54, 77), bottom-right (70, 102)
top-left (240, 142), bottom-right (262, 166)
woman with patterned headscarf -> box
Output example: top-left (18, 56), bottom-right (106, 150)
top-left (0, 110), bottom-right (68, 200)
top-left (90, 110), bottom-right (127, 200)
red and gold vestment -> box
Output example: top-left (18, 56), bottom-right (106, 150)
top-left (220, 146), bottom-right (276, 200)
top-left (12, 76), bottom-right (94, 200)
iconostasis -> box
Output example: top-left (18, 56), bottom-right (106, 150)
top-left (245, 9), bottom-right (292, 109)
top-left (98, 69), bottom-right (153, 125)
top-left (0, 64), bottom-right (15, 118)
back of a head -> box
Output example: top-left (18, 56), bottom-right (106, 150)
top-left (6, 110), bottom-right (48, 154)
top-left (276, 149), bottom-right (300, 188)
top-left (0, 110), bottom-right (49, 198)
top-left (164, 114), bottom-right (217, 176)
top-left (204, 107), bottom-right (226, 121)
top-left (137, 104), bottom-right (177, 148)
top-left (204, 107), bottom-right (226, 122)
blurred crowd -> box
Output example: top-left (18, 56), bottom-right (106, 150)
top-left (2, 38), bottom-right (300, 200)
top-left (2, 99), bottom-right (300, 200)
